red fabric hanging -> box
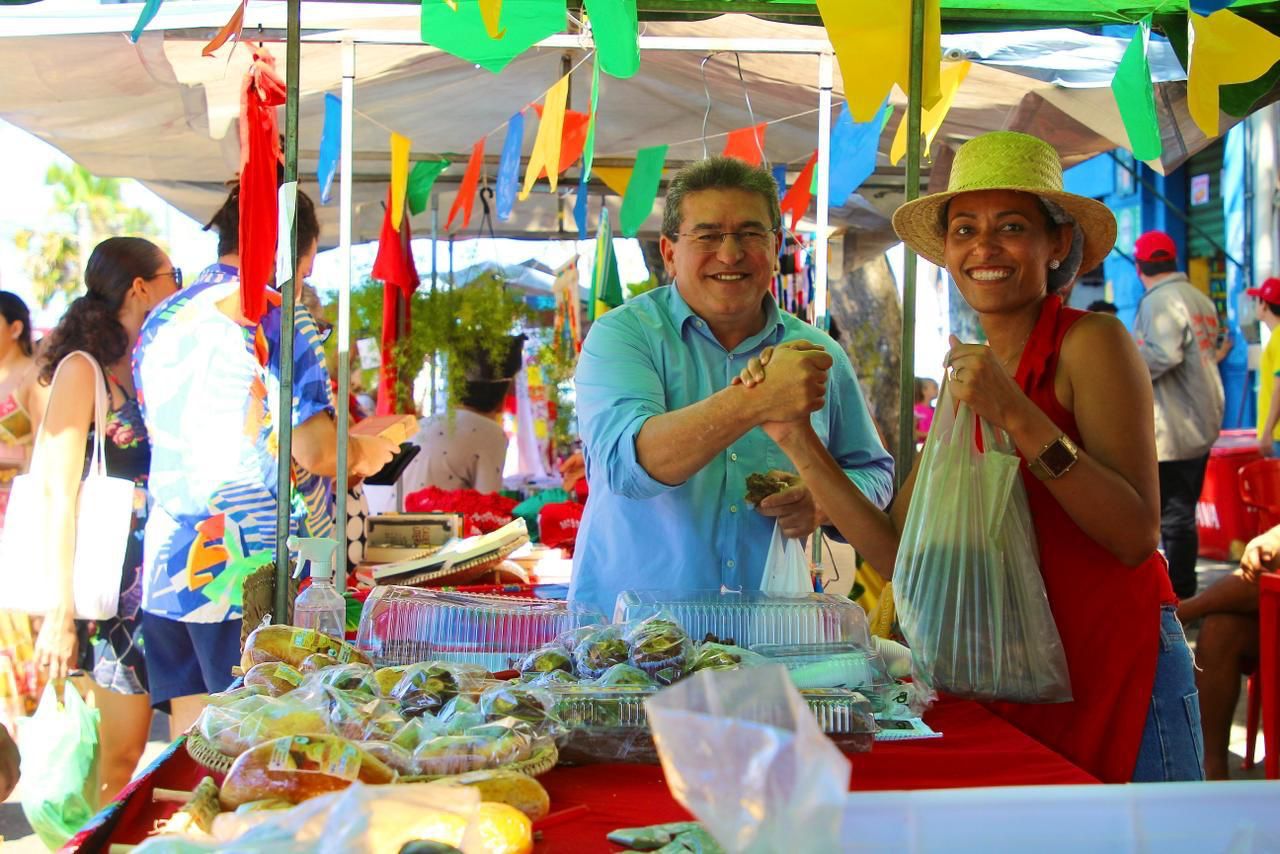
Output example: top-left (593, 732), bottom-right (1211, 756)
top-left (530, 105), bottom-right (591, 176)
top-left (238, 47), bottom-right (287, 324)
top-left (780, 149), bottom-right (818, 232)
top-left (446, 139), bottom-right (486, 231)
top-left (372, 188), bottom-right (420, 415)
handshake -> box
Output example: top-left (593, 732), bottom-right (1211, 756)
top-left (733, 340), bottom-right (834, 430)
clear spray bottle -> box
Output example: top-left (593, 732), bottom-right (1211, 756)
top-left (288, 535), bottom-right (344, 640)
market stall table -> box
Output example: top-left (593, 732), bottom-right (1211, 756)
top-left (68, 696), bottom-right (1097, 851)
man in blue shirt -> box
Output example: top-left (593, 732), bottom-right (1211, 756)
top-left (570, 156), bottom-right (894, 617)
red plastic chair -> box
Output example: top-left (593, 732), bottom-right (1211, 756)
top-left (1240, 459), bottom-right (1280, 530)
top-left (1236, 460), bottom-right (1280, 771)
top-left (1261, 572), bottom-right (1280, 779)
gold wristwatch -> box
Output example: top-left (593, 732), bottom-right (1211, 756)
top-left (1028, 434), bottom-right (1080, 481)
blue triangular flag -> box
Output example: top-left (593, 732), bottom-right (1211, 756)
top-left (574, 175), bottom-right (589, 239)
top-left (827, 99), bottom-right (890, 207)
top-left (772, 164), bottom-right (788, 199)
top-left (1190, 0), bottom-right (1236, 14)
top-left (496, 112), bottom-right (525, 222)
top-left (129, 0), bottom-right (163, 43)
top-left (318, 94), bottom-right (342, 205)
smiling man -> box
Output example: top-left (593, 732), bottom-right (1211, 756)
top-left (569, 156), bottom-right (894, 617)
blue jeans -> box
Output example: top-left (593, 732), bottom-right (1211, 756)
top-left (1131, 606), bottom-right (1205, 781)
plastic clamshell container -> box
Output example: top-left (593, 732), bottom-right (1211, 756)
top-left (614, 590), bottom-right (872, 650)
top-left (355, 586), bottom-right (603, 670)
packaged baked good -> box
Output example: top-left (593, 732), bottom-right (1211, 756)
top-left (358, 739), bottom-right (417, 775)
top-left (219, 734), bottom-right (396, 808)
top-left (515, 645), bottom-right (573, 678)
top-left (477, 683), bottom-right (556, 728)
top-left (592, 663), bottom-right (656, 688)
top-left (571, 626), bottom-right (629, 680)
top-left (624, 615), bottom-right (692, 682)
top-left (242, 624), bottom-right (371, 671)
top-left (244, 662), bottom-right (305, 697)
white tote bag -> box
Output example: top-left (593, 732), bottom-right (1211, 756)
top-left (0, 351), bottom-right (134, 620)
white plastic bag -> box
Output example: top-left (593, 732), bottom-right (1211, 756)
top-left (759, 523), bottom-right (811, 595)
top-left (893, 382), bottom-right (1071, 703)
top-left (645, 666), bottom-right (850, 853)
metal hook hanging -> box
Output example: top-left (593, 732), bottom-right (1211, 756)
top-left (699, 53), bottom-right (716, 160)
top-left (732, 52), bottom-right (768, 171)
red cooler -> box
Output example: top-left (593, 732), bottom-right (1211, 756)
top-left (1197, 429), bottom-right (1262, 560)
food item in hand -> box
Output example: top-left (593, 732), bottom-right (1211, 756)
top-left (572, 627), bottom-right (629, 680)
top-left (359, 740), bottom-right (418, 775)
top-left (219, 733), bottom-right (396, 808)
top-left (434, 769), bottom-right (550, 821)
top-left (592, 663), bottom-right (656, 688)
top-left (515, 645), bottom-right (573, 678)
top-left (625, 616), bottom-right (692, 679)
top-left (744, 471), bottom-right (790, 506)
top-left (244, 662), bottom-right (305, 697)
top-left (300, 653), bottom-right (341, 674)
top-left (241, 624), bottom-right (371, 672)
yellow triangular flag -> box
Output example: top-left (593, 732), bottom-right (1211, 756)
top-left (890, 60), bottom-right (971, 166)
top-left (1188, 9), bottom-right (1280, 138)
top-left (591, 166), bottom-right (634, 197)
top-left (817, 0), bottom-right (941, 124)
top-left (390, 132), bottom-right (411, 230)
top-left (479, 0), bottom-right (505, 38)
top-left (520, 73), bottom-right (570, 201)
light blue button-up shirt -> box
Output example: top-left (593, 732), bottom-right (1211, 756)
top-left (569, 284), bottom-right (895, 617)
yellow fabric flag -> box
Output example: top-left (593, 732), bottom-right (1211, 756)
top-left (479, 0), bottom-right (505, 39)
top-left (591, 166), bottom-right (633, 197)
top-left (818, 0), bottom-right (941, 124)
top-left (890, 60), bottom-right (971, 166)
top-left (520, 73), bottom-right (570, 200)
top-left (1188, 9), bottom-right (1280, 138)
top-left (389, 132), bottom-right (411, 230)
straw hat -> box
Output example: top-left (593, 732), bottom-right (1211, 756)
top-left (892, 132), bottom-right (1117, 279)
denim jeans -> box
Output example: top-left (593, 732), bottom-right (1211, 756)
top-left (1131, 606), bottom-right (1205, 781)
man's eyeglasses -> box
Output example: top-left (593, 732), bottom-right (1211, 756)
top-left (150, 268), bottom-right (183, 289)
top-left (678, 229), bottom-right (777, 253)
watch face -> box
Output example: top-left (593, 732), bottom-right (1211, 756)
top-left (1041, 438), bottom-right (1077, 475)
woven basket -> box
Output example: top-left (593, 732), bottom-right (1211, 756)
top-left (386, 538), bottom-right (527, 588)
top-left (397, 741), bottom-right (558, 783)
top-left (184, 732), bottom-right (237, 775)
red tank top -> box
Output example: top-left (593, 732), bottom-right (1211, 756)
top-left (985, 295), bottom-right (1177, 783)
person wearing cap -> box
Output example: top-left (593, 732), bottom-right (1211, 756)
top-left (570, 156), bottom-right (894, 617)
top-left (1248, 277), bottom-right (1280, 457)
top-left (736, 131), bottom-right (1201, 783)
top-left (1131, 230), bottom-right (1225, 600)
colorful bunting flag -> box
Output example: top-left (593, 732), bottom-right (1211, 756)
top-left (620, 145), bottom-right (667, 237)
top-left (780, 150), bottom-right (818, 232)
top-left (592, 166), bottom-right (634, 197)
top-left (583, 61), bottom-right (601, 181)
top-left (816, 0), bottom-right (941, 123)
top-left (825, 100), bottom-right (890, 207)
top-left (317, 94), bottom-right (342, 205)
top-left (1190, 0), bottom-right (1237, 13)
top-left (521, 73), bottom-right (570, 200)
top-left (496, 112), bottom-right (525, 221)
top-left (590, 207), bottom-right (624, 321)
top-left (373, 188), bottom-right (421, 297)
top-left (1187, 9), bottom-right (1280, 137)
top-left (722, 123), bottom-right (768, 166)
top-left (1111, 20), bottom-right (1162, 162)
top-left (531, 105), bottom-right (592, 176)
top-left (447, 139), bottom-right (486, 231)
top-left (238, 49), bottom-right (287, 324)
top-left (583, 0), bottom-right (640, 79)
top-left (421, 0), bottom-right (564, 74)
top-left (129, 0), bottom-right (163, 43)
top-left (202, 0), bottom-right (246, 57)
top-left (772, 164), bottom-right (788, 197)
top-left (390, 132), bottom-right (411, 230)
top-left (889, 61), bottom-right (970, 166)
top-left (574, 176), bottom-right (590, 239)
top-left (407, 159), bottom-right (450, 216)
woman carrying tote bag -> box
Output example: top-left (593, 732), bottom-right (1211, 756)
top-left (25, 237), bottom-right (180, 801)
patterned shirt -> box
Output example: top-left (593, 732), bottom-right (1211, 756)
top-left (133, 264), bottom-right (334, 622)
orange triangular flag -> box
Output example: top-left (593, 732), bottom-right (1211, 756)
top-left (780, 150), bottom-right (818, 231)
top-left (520, 73), bottom-right (570, 200)
top-left (532, 105), bottom-right (591, 176)
top-left (446, 139), bottom-right (485, 231)
top-left (722, 123), bottom-right (767, 166)
top-left (592, 166), bottom-right (633, 197)
top-left (202, 0), bottom-right (246, 57)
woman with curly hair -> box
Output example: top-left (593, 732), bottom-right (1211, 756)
top-left (30, 236), bottom-right (180, 800)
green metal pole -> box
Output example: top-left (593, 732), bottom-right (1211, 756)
top-left (274, 0), bottom-right (301, 623)
top-left (896, 0), bottom-right (926, 484)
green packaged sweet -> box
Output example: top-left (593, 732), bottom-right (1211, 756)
top-left (573, 627), bottom-right (630, 679)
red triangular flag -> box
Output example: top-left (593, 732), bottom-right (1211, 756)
top-left (202, 0), bottom-right (246, 57)
top-left (446, 139), bottom-right (485, 231)
top-left (532, 105), bottom-right (592, 176)
top-left (780, 150), bottom-right (818, 231)
top-left (238, 47), bottom-right (287, 324)
top-left (722, 123), bottom-right (767, 166)
top-left (371, 188), bottom-right (420, 297)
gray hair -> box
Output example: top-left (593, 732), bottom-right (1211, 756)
top-left (662, 156), bottom-right (782, 239)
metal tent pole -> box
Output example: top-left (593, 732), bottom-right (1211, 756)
top-left (896, 0), bottom-right (926, 484)
top-left (274, 0), bottom-right (302, 622)
top-left (813, 51), bottom-right (833, 330)
top-left (335, 38), bottom-right (355, 574)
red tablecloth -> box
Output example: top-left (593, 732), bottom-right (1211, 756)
top-left (67, 696), bottom-right (1097, 852)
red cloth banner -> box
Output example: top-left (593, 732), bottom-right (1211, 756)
top-left (446, 138), bottom-right (486, 231)
top-left (237, 48), bottom-right (287, 323)
top-left (722, 122), bottom-right (767, 165)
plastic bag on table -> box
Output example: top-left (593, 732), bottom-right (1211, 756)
top-left (644, 666), bottom-right (849, 853)
top-left (19, 681), bottom-right (101, 849)
top-left (624, 612), bottom-right (694, 683)
top-left (686, 642), bottom-right (768, 674)
top-left (572, 625), bottom-right (630, 680)
top-left (515, 643), bottom-right (574, 679)
top-left (893, 384), bottom-right (1071, 703)
top-left (390, 662), bottom-right (486, 719)
top-left (325, 688), bottom-right (406, 741)
top-left (477, 681), bottom-right (558, 730)
top-left (759, 522), bottom-right (812, 595)
top-left (303, 662), bottom-right (378, 698)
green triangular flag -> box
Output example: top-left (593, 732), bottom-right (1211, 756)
top-left (620, 145), bottom-right (667, 238)
top-left (583, 0), bottom-right (639, 79)
top-left (590, 206), bottom-right (623, 321)
top-left (1111, 18), bottom-right (1162, 162)
top-left (582, 60), bottom-right (601, 182)
top-left (407, 159), bottom-right (450, 216)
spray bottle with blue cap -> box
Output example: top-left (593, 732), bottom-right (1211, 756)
top-left (289, 535), bottom-right (345, 640)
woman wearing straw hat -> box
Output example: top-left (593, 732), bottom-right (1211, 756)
top-left (736, 131), bottom-right (1201, 783)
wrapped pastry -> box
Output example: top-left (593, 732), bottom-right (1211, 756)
top-left (219, 733), bottom-right (396, 808)
top-left (592, 663), bottom-right (656, 688)
top-left (572, 626), bottom-right (629, 680)
top-left (196, 694), bottom-right (273, 756)
top-left (300, 652), bottom-right (341, 674)
top-left (241, 624), bottom-right (371, 672)
top-left (391, 663), bottom-right (485, 719)
top-left (431, 769), bottom-right (550, 821)
top-left (625, 615), bottom-right (692, 681)
top-left (372, 665), bottom-right (412, 698)
top-left (244, 662), bottom-right (305, 697)
top-left (515, 645), bottom-right (573, 678)
top-left (326, 689), bottom-right (406, 742)
top-left (477, 683), bottom-right (556, 728)
top-left (237, 695), bottom-right (330, 750)
top-left (305, 662), bottom-right (378, 698)
top-left (358, 739), bottom-right (418, 775)
top-left (686, 642), bottom-right (766, 674)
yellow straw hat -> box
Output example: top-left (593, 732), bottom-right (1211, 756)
top-left (892, 132), bottom-right (1117, 279)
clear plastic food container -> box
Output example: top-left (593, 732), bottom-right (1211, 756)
top-left (355, 586), bottom-right (603, 670)
top-left (614, 590), bottom-right (872, 650)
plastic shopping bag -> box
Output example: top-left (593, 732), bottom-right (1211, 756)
top-left (893, 382), bottom-right (1071, 703)
top-left (759, 522), bottom-right (811, 595)
top-left (20, 680), bottom-right (101, 849)
top-left (645, 666), bottom-right (850, 854)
